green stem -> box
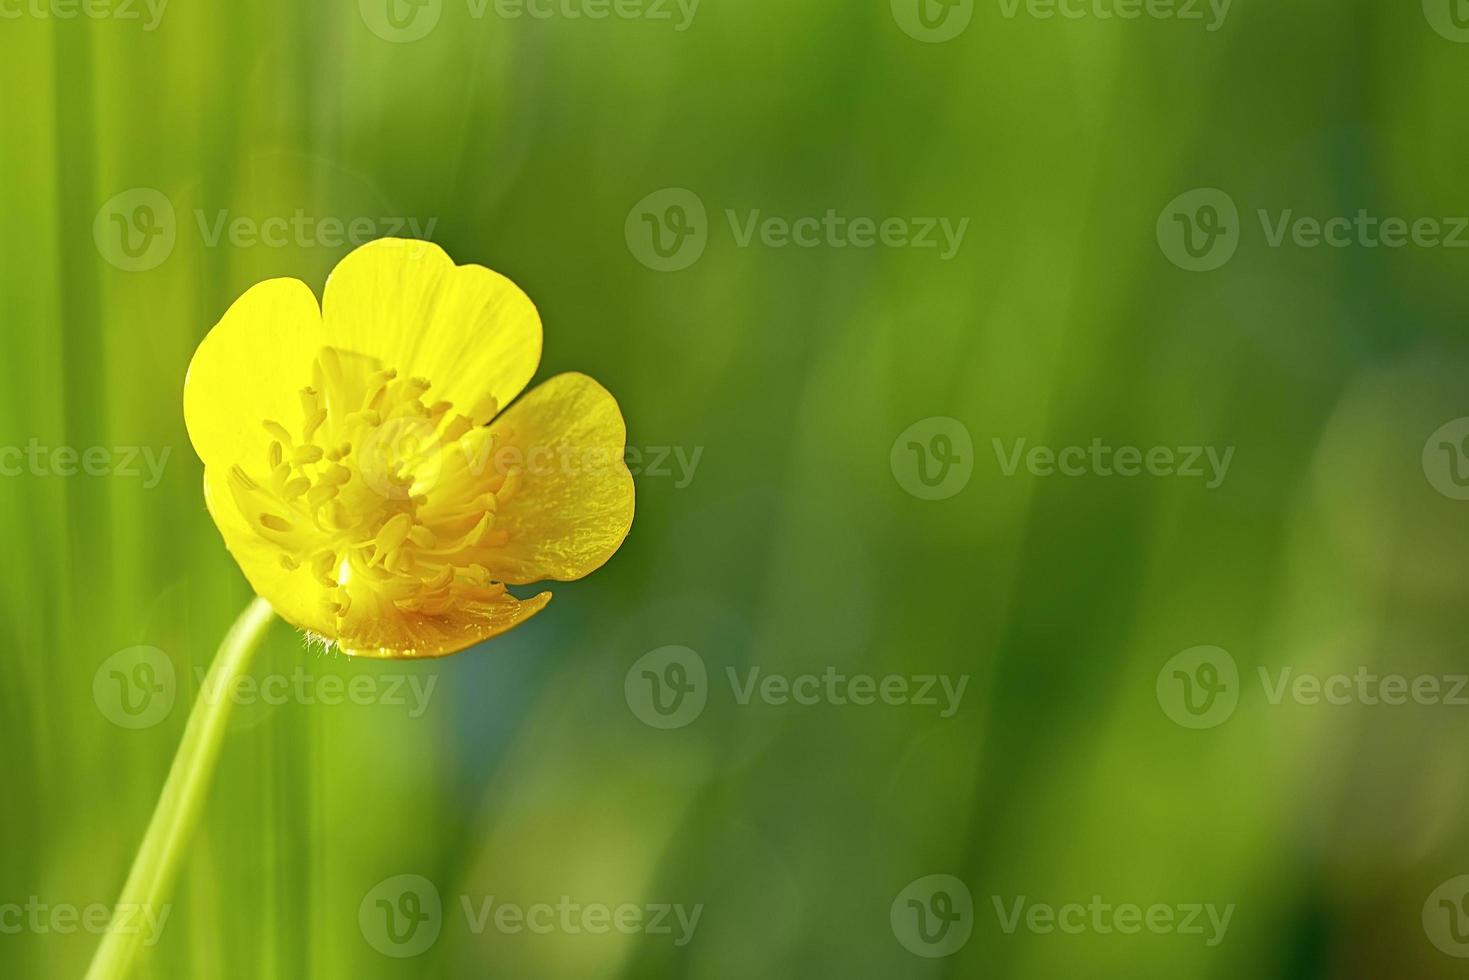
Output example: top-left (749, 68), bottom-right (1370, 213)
top-left (85, 597), bottom-right (277, 980)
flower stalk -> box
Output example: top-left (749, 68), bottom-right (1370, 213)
top-left (85, 597), bottom-right (276, 980)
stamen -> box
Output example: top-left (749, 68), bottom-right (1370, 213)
top-left (375, 513), bottom-right (412, 553)
top-left (231, 346), bottom-right (519, 628)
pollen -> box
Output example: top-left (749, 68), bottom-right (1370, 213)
top-left (226, 346), bottom-right (518, 631)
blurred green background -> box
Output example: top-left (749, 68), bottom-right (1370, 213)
top-left (4, 0), bottom-right (1469, 976)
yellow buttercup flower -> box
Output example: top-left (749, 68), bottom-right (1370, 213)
top-left (183, 238), bottom-right (635, 659)
top-left (89, 239), bottom-right (634, 979)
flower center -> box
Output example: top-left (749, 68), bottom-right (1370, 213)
top-left (227, 346), bottom-right (519, 626)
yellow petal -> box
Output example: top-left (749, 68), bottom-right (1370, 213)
top-left (480, 373), bottom-right (636, 584)
top-left (320, 238), bottom-right (541, 415)
top-left (336, 589), bottom-right (553, 660)
top-left (183, 278), bottom-right (323, 473)
top-left (201, 467), bottom-right (335, 636)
